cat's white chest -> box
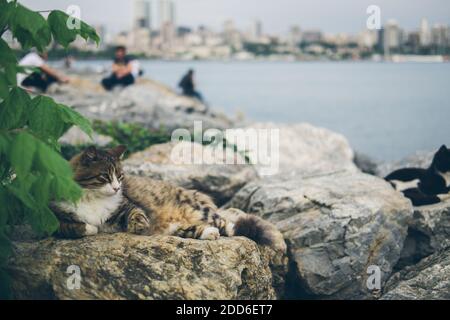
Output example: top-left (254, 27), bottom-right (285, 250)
top-left (64, 192), bottom-right (123, 227)
top-left (392, 179), bottom-right (420, 191)
top-left (441, 172), bottom-right (450, 186)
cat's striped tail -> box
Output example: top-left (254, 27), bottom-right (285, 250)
top-left (216, 209), bottom-right (286, 253)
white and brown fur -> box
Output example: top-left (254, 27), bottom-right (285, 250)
top-left (51, 145), bottom-right (282, 250)
top-left (385, 145), bottom-right (450, 206)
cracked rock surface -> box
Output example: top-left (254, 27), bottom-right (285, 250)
top-left (397, 201), bottom-right (450, 269)
top-left (8, 233), bottom-right (287, 300)
top-left (225, 170), bottom-right (413, 299)
top-left (382, 248), bottom-right (450, 300)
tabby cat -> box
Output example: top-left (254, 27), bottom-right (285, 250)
top-left (51, 145), bottom-right (283, 251)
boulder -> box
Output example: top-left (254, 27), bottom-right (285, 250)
top-left (59, 126), bottom-right (113, 147)
top-left (225, 170), bottom-right (413, 299)
top-left (373, 149), bottom-right (450, 269)
top-left (382, 248), bottom-right (450, 300)
top-left (353, 152), bottom-right (380, 176)
top-left (49, 76), bottom-right (234, 132)
top-left (123, 141), bottom-right (259, 206)
top-left (237, 123), bottom-right (357, 176)
top-left (396, 201), bottom-right (450, 269)
top-left (8, 233), bottom-right (287, 300)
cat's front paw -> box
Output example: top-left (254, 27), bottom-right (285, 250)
top-left (84, 224), bottom-right (98, 236)
top-left (200, 227), bottom-right (220, 240)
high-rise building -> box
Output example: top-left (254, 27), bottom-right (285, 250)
top-left (419, 18), bottom-right (431, 47)
top-left (288, 25), bottom-right (302, 47)
top-left (383, 20), bottom-right (401, 53)
top-left (431, 24), bottom-right (448, 47)
top-left (157, 0), bottom-right (176, 46)
top-left (134, 0), bottom-right (152, 30)
top-left (159, 0), bottom-right (176, 27)
top-left (251, 20), bottom-right (263, 39)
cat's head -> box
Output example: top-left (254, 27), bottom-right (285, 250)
top-left (433, 145), bottom-right (450, 172)
top-left (70, 145), bottom-right (127, 196)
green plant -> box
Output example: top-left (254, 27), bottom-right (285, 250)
top-left (0, 0), bottom-right (99, 298)
top-left (92, 120), bottom-right (171, 155)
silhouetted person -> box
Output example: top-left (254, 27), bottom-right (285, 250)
top-left (18, 51), bottom-right (69, 92)
top-left (101, 46), bottom-right (135, 91)
top-left (64, 55), bottom-right (74, 69)
top-left (178, 69), bottom-right (203, 102)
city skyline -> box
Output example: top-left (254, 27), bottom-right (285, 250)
top-left (20, 0), bottom-right (450, 36)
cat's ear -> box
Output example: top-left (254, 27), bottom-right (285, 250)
top-left (438, 145), bottom-right (448, 153)
top-left (81, 146), bottom-right (97, 164)
top-left (108, 145), bottom-right (127, 159)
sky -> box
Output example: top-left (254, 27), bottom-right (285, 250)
top-left (21, 0), bottom-right (450, 35)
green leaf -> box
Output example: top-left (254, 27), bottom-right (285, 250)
top-left (0, 72), bottom-right (9, 99)
top-left (3, 64), bottom-right (17, 87)
top-left (0, 233), bottom-right (11, 261)
top-left (0, 0), bottom-right (15, 33)
top-left (28, 96), bottom-right (92, 147)
top-left (10, 4), bottom-right (51, 51)
top-left (5, 131), bottom-right (82, 207)
top-left (58, 103), bottom-right (93, 137)
top-left (0, 267), bottom-right (12, 300)
top-left (0, 38), bottom-right (17, 67)
top-left (48, 10), bottom-right (99, 48)
top-left (10, 132), bottom-right (37, 178)
top-left (0, 87), bottom-right (30, 130)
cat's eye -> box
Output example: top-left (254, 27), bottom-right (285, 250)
top-left (98, 174), bottom-right (110, 183)
top-left (117, 174), bottom-right (124, 181)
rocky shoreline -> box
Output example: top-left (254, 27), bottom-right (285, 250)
top-left (7, 73), bottom-right (449, 300)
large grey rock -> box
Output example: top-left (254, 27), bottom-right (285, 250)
top-left (49, 76), bottom-right (234, 132)
top-left (353, 152), bottom-right (380, 176)
top-left (225, 170), bottom-right (413, 299)
top-left (374, 149), bottom-right (450, 269)
top-left (237, 123), bottom-right (357, 176)
top-left (397, 201), bottom-right (450, 269)
top-left (59, 126), bottom-right (113, 147)
top-left (123, 141), bottom-right (259, 205)
top-left (8, 233), bottom-right (287, 300)
top-left (382, 248), bottom-right (450, 300)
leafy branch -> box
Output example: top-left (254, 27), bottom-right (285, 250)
top-left (0, 0), bottom-right (99, 298)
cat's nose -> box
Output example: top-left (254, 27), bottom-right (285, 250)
top-left (113, 187), bottom-right (120, 193)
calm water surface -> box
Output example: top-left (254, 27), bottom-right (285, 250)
top-left (75, 60), bottom-right (450, 161)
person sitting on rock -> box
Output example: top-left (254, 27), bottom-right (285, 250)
top-left (18, 50), bottom-right (69, 93)
top-left (178, 69), bottom-right (204, 102)
top-left (101, 46), bottom-right (136, 91)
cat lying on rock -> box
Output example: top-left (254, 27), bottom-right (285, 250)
top-left (50, 145), bottom-right (286, 252)
top-left (385, 145), bottom-right (450, 206)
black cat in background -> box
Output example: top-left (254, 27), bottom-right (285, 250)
top-left (385, 145), bottom-right (450, 206)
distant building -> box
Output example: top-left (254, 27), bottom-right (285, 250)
top-left (177, 26), bottom-right (192, 38)
top-left (159, 0), bottom-right (175, 27)
top-left (302, 30), bottom-right (322, 44)
top-left (250, 20), bottom-right (263, 40)
top-left (419, 18), bottom-right (431, 47)
top-left (134, 0), bottom-right (152, 30)
top-left (358, 30), bottom-right (378, 48)
top-left (431, 24), bottom-right (449, 47)
top-left (288, 25), bottom-right (302, 47)
top-left (383, 20), bottom-right (402, 54)
top-left (158, 0), bottom-right (176, 45)
top-left (223, 20), bottom-right (242, 49)
top-left (405, 31), bottom-right (421, 54)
